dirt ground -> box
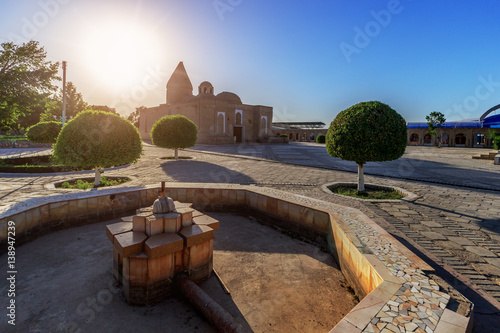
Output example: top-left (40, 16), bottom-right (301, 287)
top-left (0, 213), bottom-right (357, 333)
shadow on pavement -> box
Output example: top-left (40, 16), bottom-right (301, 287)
top-left (160, 160), bottom-right (256, 184)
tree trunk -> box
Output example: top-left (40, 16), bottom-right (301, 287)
top-left (175, 148), bottom-right (178, 160)
top-left (94, 166), bottom-right (102, 186)
top-left (357, 162), bottom-right (365, 193)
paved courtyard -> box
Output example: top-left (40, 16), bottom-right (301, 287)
top-left (0, 143), bottom-right (499, 330)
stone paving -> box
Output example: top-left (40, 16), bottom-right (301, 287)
top-left (1, 144), bottom-right (500, 331)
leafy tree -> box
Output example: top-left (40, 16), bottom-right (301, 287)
top-left (53, 110), bottom-right (143, 185)
top-left (26, 121), bottom-right (62, 144)
top-left (326, 101), bottom-right (407, 193)
top-left (150, 115), bottom-right (198, 160)
top-left (127, 106), bottom-right (144, 127)
top-left (39, 82), bottom-right (88, 122)
top-left (0, 41), bottom-right (59, 133)
top-left (492, 130), bottom-right (500, 150)
top-left (425, 111), bottom-right (446, 146)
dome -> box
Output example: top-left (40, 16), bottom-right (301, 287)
top-left (198, 81), bottom-right (214, 95)
top-left (216, 91), bottom-right (242, 104)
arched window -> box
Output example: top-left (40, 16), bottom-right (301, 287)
top-left (217, 113), bottom-right (225, 134)
top-left (310, 133), bottom-right (315, 141)
top-left (289, 133), bottom-right (293, 140)
top-left (456, 133), bottom-right (466, 145)
top-left (475, 133), bottom-right (485, 145)
top-left (235, 111), bottom-right (242, 125)
top-left (409, 133), bottom-right (419, 145)
top-left (260, 116), bottom-right (268, 135)
top-left (424, 133), bottom-right (432, 144)
top-left (204, 87), bottom-right (207, 93)
top-left (296, 133), bottom-right (299, 140)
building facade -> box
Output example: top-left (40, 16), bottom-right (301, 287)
top-left (272, 122), bottom-right (328, 142)
top-left (139, 62), bottom-right (273, 144)
top-left (407, 107), bottom-right (500, 148)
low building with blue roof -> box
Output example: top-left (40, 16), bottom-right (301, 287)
top-left (407, 105), bottom-right (500, 147)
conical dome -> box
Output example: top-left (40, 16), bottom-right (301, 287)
top-left (166, 62), bottom-right (193, 104)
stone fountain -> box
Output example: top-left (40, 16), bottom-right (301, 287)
top-left (106, 182), bottom-right (218, 305)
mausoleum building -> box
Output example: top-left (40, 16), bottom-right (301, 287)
top-left (139, 62), bottom-right (273, 144)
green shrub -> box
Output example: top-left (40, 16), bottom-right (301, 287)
top-left (150, 115), bottom-right (198, 159)
top-left (53, 110), bottom-right (143, 185)
top-left (316, 134), bottom-right (326, 143)
top-left (494, 134), bottom-right (500, 150)
top-left (279, 134), bottom-right (288, 137)
top-left (326, 101), bottom-right (406, 192)
top-left (26, 121), bottom-right (62, 144)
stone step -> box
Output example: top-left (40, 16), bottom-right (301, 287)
top-left (471, 151), bottom-right (498, 160)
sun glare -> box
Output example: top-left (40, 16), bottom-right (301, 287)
top-left (80, 19), bottom-right (163, 89)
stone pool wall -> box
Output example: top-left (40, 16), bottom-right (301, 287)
top-left (0, 183), bottom-right (473, 332)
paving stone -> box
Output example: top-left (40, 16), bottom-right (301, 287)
top-left (471, 263), bottom-right (500, 277)
top-left (446, 236), bottom-right (476, 246)
top-left (463, 246), bottom-right (498, 258)
top-left (420, 231), bottom-right (448, 241)
top-left (420, 220), bottom-right (442, 228)
top-left (485, 257), bottom-right (500, 268)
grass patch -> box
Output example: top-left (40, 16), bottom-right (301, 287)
top-left (0, 135), bottom-right (28, 142)
top-left (331, 186), bottom-right (403, 200)
top-left (0, 155), bottom-right (80, 173)
top-left (59, 176), bottom-right (130, 189)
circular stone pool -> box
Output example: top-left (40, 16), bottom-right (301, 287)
top-left (0, 212), bottom-right (357, 333)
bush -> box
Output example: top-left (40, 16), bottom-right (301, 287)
top-left (150, 115), bottom-right (198, 159)
top-left (494, 134), bottom-right (500, 150)
top-left (316, 134), bottom-right (326, 143)
top-left (26, 121), bottom-right (62, 144)
top-left (280, 134), bottom-right (288, 137)
top-left (53, 110), bottom-right (143, 184)
top-left (326, 101), bottom-right (406, 192)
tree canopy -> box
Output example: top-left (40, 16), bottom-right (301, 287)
top-left (425, 111), bottom-right (446, 142)
top-left (26, 121), bottom-right (62, 144)
top-left (53, 110), bottom-right (143, 184)
top-left (150, 115), bottom-right (198, 159)
top-left (40, 81), bottom-right (88, 122)
top-left (127, 106), bottom-right (144, 128)
top-left (0, 41), bottom-right (59, 132)
top-left (326, 101), bottom-right (407, 192)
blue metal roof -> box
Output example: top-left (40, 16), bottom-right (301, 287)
top-left (407, 113), bottom-right (500, 129)
top-left (407, 121), bottom-right (483, 129)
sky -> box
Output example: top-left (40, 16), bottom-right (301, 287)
top-left (1, 0), bottom-right (500, 125)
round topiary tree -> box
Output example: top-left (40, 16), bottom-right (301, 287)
top-left (316, 134), bottom-right (326, 144)
top-left (150, 115), bottom-right (198, 160)
top-left (53, 110), bottom-right (143, 185)
top-left (326, 101), bottom-right (407, 193)
top-left (26, 121), bottom-right (62, 144)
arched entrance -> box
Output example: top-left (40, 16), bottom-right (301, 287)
top-left (424, 133), bottom-right (432, 145)
top-left (409, 133), bottom-right (419, 145)
top-left (455, 133), bottom-right (466, 146)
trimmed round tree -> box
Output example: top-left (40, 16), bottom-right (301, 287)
top-left (53, 110), bottom-right (143, 185)
top-left (26, 121), bottom-right (62, 144)
top-left (326, 101), bottom-right (407, 193)
top-left (316, 134), bottom-right (326, 144)
top-left (150, 115), bottom-right (198, 160)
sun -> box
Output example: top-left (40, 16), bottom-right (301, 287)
top-left (80, 19), bottom-right (163, 89)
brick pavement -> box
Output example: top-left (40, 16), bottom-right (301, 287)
top-left (1, 144), bottom-right (500, 330)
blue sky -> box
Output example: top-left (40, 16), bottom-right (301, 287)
top-left (1, 0), bottom-right (500, 125)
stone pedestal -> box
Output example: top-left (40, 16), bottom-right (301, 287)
top-left (495, 152), bottom-right (500, 165)
top-left (106, 201), bottom-right (217, 305)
